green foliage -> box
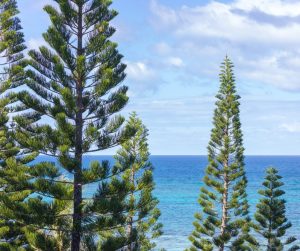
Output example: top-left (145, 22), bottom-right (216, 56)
top-left (188, 56), bottom-right (257, 250)
top-left (0, 0), bottom-right (31, 249)
top-left (0, 3), bottom-right (72, 247)
top-left (254, 167), bottom-right (299, 251)
top-left (11, 0), bottom-right (131, 249)
top-left (95, 113), bottom-right (163, 251)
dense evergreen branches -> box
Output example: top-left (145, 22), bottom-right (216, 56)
top-left (255, 167), bottom-right (299, 251)
top-left (11, 0), bottom-right (131, 250)
top-left (188, 56), bottom-right (256, 251)
top-left (1, 1), bottom-right (299, 251)
top-left (95, 113), bottom-right (162, 250)
top-left (0, 1), bottom-right (33, 249)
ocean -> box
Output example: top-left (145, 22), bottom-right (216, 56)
top-left (36, 155), bottom-right (300, 250)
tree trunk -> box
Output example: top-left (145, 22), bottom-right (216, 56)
top-left (219, 124), bottom-right (229, 251)
top-left (267, 184), bottom-right (274, 251)
top-left (219, 173), bottom-right (229, 251)
top-left (71, 3), bottom-right (84, 251)
top-left (126, 164), bottom-right (135, 251)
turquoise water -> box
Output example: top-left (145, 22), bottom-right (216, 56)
top-left (36, 155), bottom-right (300, 250)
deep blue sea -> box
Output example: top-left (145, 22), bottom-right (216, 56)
top-left (36, 155), bottom-right (300, 250)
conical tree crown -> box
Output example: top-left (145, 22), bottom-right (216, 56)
top-left (255, 167), bottom-right (299, 251)
top-left (10, 0), bottom-right (132, 249)
top-left (188, 56), bottom-right (256, 251)
top-left (90, 113), bottom-right (162, 251)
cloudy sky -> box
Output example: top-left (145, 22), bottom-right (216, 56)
top-left (18, 0), bottom-right (300, 155)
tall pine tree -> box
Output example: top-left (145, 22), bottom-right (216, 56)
top-left (254, 167), bottom-right (299, 251)
top-left (0, 0), bottom-right (30, 249)
top-left (0, 3), bottom-right (74, 250)
top-left (188, 56), bottom-right (256, 251)
top-left (15, 0), bottom-right (130, 250)
top-left (97, 112), bottom-right (162, 250)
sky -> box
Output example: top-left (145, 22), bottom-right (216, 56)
top-left (17, 0), bottom-right (300, 155)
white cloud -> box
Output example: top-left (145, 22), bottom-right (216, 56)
top-left (280, 122), bottom-right (300, 133)
top-left (150, 0), bottom-right (177, 27)
top-left (166, 57), bottom-right (184, 67)
top-left (151, 1), bottom-right (300, 45)
top-left (125, 61), bottom-right (160, 95)
top-left (149, 0), bottom-right (300, 91)
top-left (126, 61), bottom-right (155, 81)
top-left (233, 0), bottom-right (300, 17)
top-left (124, 96), bottom-right (300, 154)
top-left (238, 53), bottom-right (300, 90)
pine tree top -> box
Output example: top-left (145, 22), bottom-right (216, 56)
top-left (255, 167), bottom-right (299, 250)
top-left (189, 56), bottom-right (255, 251)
